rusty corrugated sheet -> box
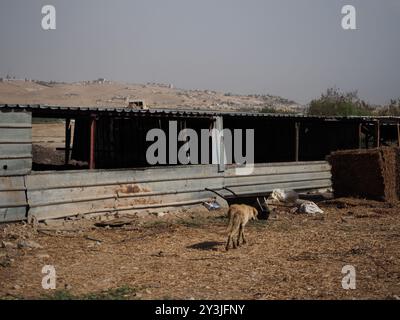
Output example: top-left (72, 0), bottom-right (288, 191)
top-left (25, 165), bottom-right (222, 220)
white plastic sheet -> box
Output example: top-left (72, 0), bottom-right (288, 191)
top-left (298, 201), bottom-right (324, 214)
top-left (269, 189), bottom-right (324, 214)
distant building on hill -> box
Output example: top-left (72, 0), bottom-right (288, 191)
top-left (126, 98), bottom-right (148, 109)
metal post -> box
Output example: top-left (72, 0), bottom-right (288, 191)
top-left (89, 115), bottom-right (96, 169)
top-left (295, 122), bottom-right (300, 162)
top-left (358, 123), bottom-right (362, 149)
top-left (212, 116), bottom-right (225, 172)
top-left (64, 118), bottom-right (71, 165)
top-left (397, 122), bottom-right (400, 148)
top-left (376, 120), bottom-right (380, 148)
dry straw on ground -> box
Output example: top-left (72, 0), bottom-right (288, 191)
top-left (1, 199), bottom-right (399, 300)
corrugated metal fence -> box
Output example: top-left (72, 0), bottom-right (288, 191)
top-left (223, 161), bottom-right (331, 196)
top-left (0, 176), bottom-right (28, 222)
top-left (25, 165), bottom-right (224, 220)
top-left (0, 110), bottom-right (31, 222)
top-left (24, 161), bottom-right (331, 221)
top-left (0, 110), bottom-right (32, 176)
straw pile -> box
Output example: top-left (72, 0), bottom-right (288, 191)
top-left (328, 147), bottom-right (400, 202)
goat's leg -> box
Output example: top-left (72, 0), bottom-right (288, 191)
top-left (237, 224), bottom-right (243, 247)
top-left (241, 227), bottom-right (247, 244)
top-left (229, 217), bottom-right (240, 249)
top-left (226, 230), bottom-right (237, 250)
top-left (232, 229), bottom-right (238, 249)
top-left (225, 234), bottom-right (232, 251)
top-left (232, 231), bottom-right (238, 249)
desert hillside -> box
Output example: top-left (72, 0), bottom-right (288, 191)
top-left (0, 79), bottom-right (303, 113)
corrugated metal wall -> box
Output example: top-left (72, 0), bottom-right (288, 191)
top-left (0, 110), bottom-right (32, 176)
top-left (223, 161), bottom-right (331, 196)
top-left (0, 110), bottom-right (31, 222)
top-left (0, 176), bottom-right (27, 222)
top-left (26, 165), bottom-right (224, 220)
top-left (25, 161), bottom-right (331, 221)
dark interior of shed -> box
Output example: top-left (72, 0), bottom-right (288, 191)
top-left (71, 116), bottom-right (214, 169)
top-left (31, 112), bottom-right (400, 171)
top-left (223, 117), bottom-right (362, 162)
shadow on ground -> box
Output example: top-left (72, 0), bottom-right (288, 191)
top-left (187, 241), bottom-right (225, 251)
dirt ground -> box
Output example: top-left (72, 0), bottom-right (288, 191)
top-left (0, 198), bottom-right (399, 300)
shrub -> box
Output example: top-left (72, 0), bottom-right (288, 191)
top-left (308, 88), bottom-right (373, 116)
top-left (376, 99), bottom-right (400, 116)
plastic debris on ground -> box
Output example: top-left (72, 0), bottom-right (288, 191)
top-left (297, 201), bottom-right (324, 214)
top-left (203, 200), bottom-right (221, 211)
top-left (267, 189), bottom-right (324, 214)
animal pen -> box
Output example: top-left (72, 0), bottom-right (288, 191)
top-left (1, 104), bottom-right (400, 223)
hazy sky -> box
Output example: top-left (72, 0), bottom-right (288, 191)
top-left (0, 0), bottom-right (399, 104)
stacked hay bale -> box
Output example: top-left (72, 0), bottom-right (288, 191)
top-left (328, 147), bottom-right (400, 202)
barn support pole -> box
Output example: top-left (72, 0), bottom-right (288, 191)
top-left (89, 115), bottom-right (96, 169)
top-left (397, 122), bottom-right (400, 148)
top-left (365, 124), bottom-right (370, 149)
top-left (212, 116), bottom-right (225, 172)
top-left (64, 118), bottom-right (71, 165)
top-left (294, 122), bottom-right (300, 162)
top-left (375, 120), bottom-right (380, 148)
top-left (358, 123), bottom-right (363, 149)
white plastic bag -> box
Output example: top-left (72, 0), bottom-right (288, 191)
top-left (298, 201), bottom-right (324, 214)
top-left (270, 189), bottom-right (299, 204)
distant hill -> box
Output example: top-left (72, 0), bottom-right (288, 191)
top-left (0, 79), bottom-right (304, 113)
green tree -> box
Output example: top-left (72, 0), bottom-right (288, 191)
top-left (308, 88), bottom-right (373, 116)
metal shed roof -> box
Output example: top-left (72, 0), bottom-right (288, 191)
top-left (1, 104), bottom-right (399, 123)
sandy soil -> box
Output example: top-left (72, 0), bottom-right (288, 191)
top-left (32, 122), bottom-right (65, 163)
top-left (31, 122), bottom-right (89, 170)
top-left (1, 198), bottom-right (399, 300)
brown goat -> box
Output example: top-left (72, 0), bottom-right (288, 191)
top-left (225, 204), bottom-right (258, 251)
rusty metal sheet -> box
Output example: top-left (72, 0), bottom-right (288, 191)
top-left (26, 165), bottom-right (223, 220)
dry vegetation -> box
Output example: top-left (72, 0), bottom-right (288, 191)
top-left (1, 199), bottom-right (399, 300)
